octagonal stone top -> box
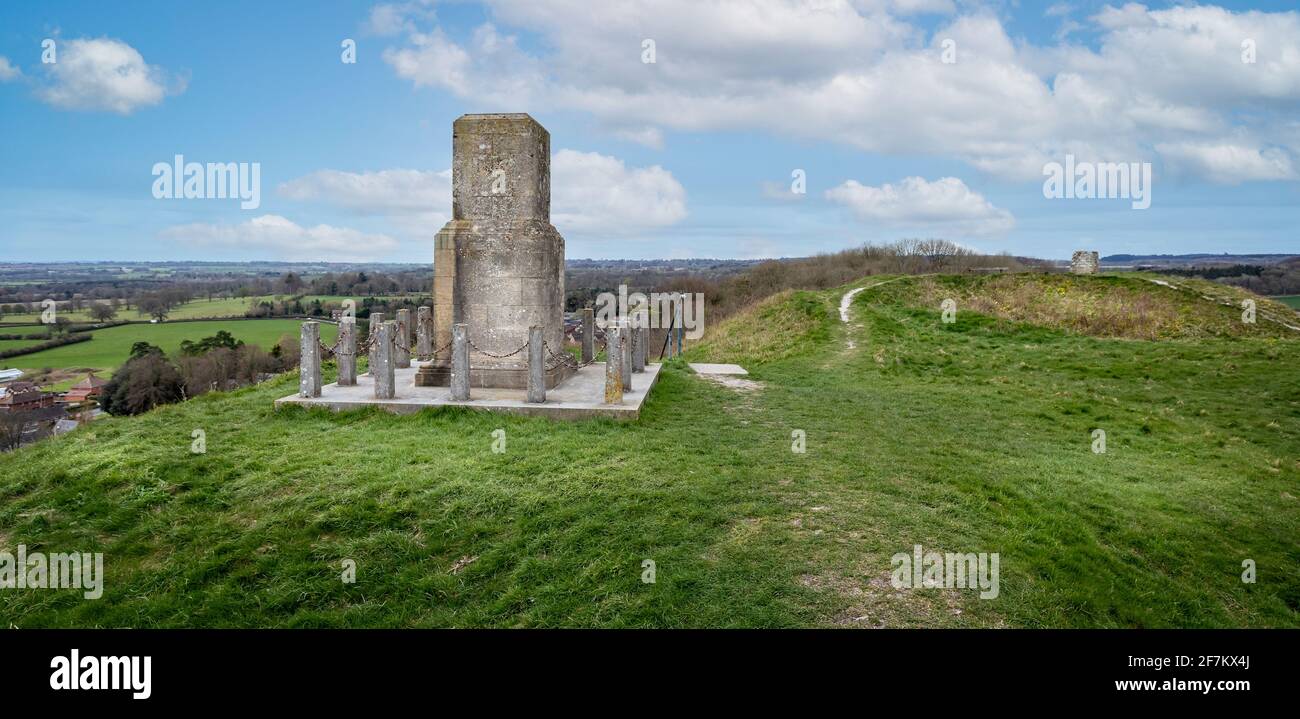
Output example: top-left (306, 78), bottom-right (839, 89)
top-left (452, 113), bottom-right (551, 223)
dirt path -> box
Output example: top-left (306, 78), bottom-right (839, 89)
top-left (839, 278), bottom-right (909, 349)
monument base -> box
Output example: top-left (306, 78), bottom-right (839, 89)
top-left (414, 362), bottom-right (576, 390)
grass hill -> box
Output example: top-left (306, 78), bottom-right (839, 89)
top-left (1, 273), bottom-right (1296, 627)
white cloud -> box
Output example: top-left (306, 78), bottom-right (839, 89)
top-left (277, 150), bottom-right (687, 237)
top-left (1155, 141), bottom-right (1296, 184)
top-left (278, 168), bottom-right (451, 214)
top-left (37, 38), bottom-right (182, 114)
top-left (551, 149), bottom-right (686, 232)
top-left (610, 126), bottom-right (665, 149)
top-left (825, 176), bottom-right (1015, 236)
top-left (890, 0), bottom-right (955, 15)
top-left (760, 180), bottom-right (805, 202)
top-left (374, 1), bottom-right (1300, 185)
top-left (364, 1), bottom-right (435, 36)
top-left (159, 215), bottom-right (398, 261)
top-left (0, 56), bottom-right (21, 82)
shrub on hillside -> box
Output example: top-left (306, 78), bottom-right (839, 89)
top-left (101, 352), bottom-right (187, 416)
top-left (0, 333), bottom-right (92, 360)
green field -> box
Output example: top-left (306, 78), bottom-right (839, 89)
top-left (3, 295), bottom-right (422, 324)
top-left (1, 319), bottom-right (336, 374)
top-left (2, 297), bottom-right (254, 323)
top-left (0, 274), bottom-right (1295, 628)
top-left (0, 337), bottom-right (52, 352)
top-left (1276, 295), bottom-right (1300, 309)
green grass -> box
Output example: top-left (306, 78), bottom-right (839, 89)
top-left (1275, 295), bottom-right (1300, 310)
top-left (0, 274), bottom-right (1296, 627)
top-left (0, 337), bottom-right (53, 352)
top-left (2, 320), bottom-right (335, 374)
top-left (3, 295), bottom-right (423, 325)
top-left (2, 298), bottom-right (255, 324)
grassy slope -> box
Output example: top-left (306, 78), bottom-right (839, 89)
top-left (1, 274), bottom-right (1296, 627)
top-left (1276, 295), bottom-right (1300, 309)
top-left (3, 320), bottom-right (335, 374)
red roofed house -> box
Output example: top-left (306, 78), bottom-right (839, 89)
top-left (64, 374), bottom-right (108, 404)
top-left (0, 381), bottom-right (56, 412)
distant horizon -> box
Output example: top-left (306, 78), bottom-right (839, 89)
top-left (2, 251), bottom-right (1298, 267)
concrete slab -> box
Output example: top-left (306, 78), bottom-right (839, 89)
top-left (275, 360), bottom-right (661, 420)
top-left (689, 363), bottom-right (749, 376)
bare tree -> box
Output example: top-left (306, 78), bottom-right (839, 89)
top-left (0, 411), bottom-right (33, 452)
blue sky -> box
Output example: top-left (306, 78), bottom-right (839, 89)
top-left (1, 0), bottom-right (1297, 262)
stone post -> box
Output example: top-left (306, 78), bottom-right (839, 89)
top-left (367, 312), bottom-right (385, 375)
top-left (674, 297), bottom-right (684, 356)
top-left (395, 308), bottom-right (411, 368)
top-left (620, 318), bottom-right (632, 392)
top-left (604, 324), bottom-right (623, 404)
top-left (629, 317), bottom-right (642, 373)
top-left (372, 321), bottom-right (396, 399)
top-left (632, 312), bottom-right (647, 372)
top-left (337, 319), bottom-right (357, 386)
top-left (450, 323), bottom-right (470, 401)
top-left (527, 325), bottom-right (545, 403)
top-left (299, 321), bottom-right (321, 398)
top-left (416, 306), bottom-right (433, 360)
top-left (581, 307), bottom-right (595, 364)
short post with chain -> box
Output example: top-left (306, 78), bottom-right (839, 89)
top-left (395, 308), bottom-right (411, 369)
top-left (299, 321), bottom-right (321, 398)
top-left (450, 323), bottom-right (470, 401)
top-left (527, 325), bottom-right (545, 403)
top-left (604, 324), bottom-right (623, 404)
top-left (337, 318), bottom-right (357, 386)
top-left (366, 311), bottom-right (385, 375)
top-left (372, 321), bottom-right (396, 399)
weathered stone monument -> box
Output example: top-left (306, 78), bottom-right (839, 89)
top-left (1071, 250), bottom-right (1099, 275)
top-left (415, 113), bottom-right (574, 390)
top-left (278, 112), bottom-right (666, 420)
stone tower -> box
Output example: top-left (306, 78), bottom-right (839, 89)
top-left (415, 113), bottom-right (574, 389)
top-left (1070, 250), bottom-right (1099, 275)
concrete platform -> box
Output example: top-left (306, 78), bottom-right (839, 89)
top-left (689, 363), bottom-right (749, 375)
top-left (275, 360), bottom-right (661, 420)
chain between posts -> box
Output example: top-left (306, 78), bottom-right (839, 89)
top-left (315, 323), bottom-right (609, 369)
top-left (542, 341), bottom-right (582, 371)
top-left (315, 328), bottom-right (449, 361)
top-left (466, 337), bottom-right (530, 359)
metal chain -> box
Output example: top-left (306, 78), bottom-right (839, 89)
top-left (467, 337), bottom-right (530, 359)
top-left (541, 341), bottom-right (581, 371)
top-left (314, 325), bottom-right (613, 370)
top-left (414, 340), bottom-right (454, 362)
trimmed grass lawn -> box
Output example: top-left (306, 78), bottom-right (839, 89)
top-left (3, 319), bottom-right (336, 373)
top-left (0, 338), bottom-right (53, 352)
top-left (0, 275), bottom-right (1295, 627)
top-left (1276, 295), bottom-right (1300, 310)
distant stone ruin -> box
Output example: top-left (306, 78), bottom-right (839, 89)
top-left (414, 113), bottom-right (574, 390)
top-left (1071, 251), bottom-right (1099, 275)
